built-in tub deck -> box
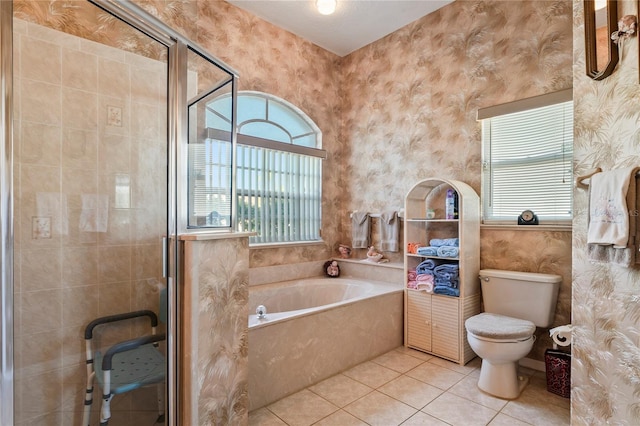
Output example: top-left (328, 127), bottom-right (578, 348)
top-left (248, 276), bottom-right (403, 411)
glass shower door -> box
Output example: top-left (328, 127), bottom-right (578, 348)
top-left (12, 2), bottom-right (169, 424)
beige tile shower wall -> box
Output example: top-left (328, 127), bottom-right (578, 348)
top-left (13, 19), bottom-right (166, 424)
top-left (572, 1), bottom-right (640, 424)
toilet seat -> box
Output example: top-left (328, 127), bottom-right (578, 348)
top-left (466, 313), bottom-right (535, 342)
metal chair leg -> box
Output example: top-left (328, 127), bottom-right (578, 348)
top-left (82, 369), bottom-right (95, 426)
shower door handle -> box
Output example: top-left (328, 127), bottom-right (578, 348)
top-left (162, 236), bottom-right (169, 278)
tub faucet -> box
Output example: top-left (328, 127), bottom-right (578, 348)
top-left (256, 305), bottom-right (267, 319)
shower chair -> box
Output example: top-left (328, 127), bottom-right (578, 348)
top-left (82, 289), bottom-right (167, 425)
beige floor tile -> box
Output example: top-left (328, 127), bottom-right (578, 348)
top-left (249, 407), bottom-right (287, 426)
top-left (267, 389), bottom-right (338, 426)
top-left (488, 413), bottom-right (532, 426)
top-left (343, 361), bottom-right (401, 388)
top-left (344, 390), bottom-right (417, 426)
top-left (427, 356), bottom-right (479, 375)
top-left (394, 346), bottom-right (434, 361)
top-left (501, 373), bottom-right (570, 426)
top-left (448, 375), bottom-right (509, 411)
top-left (401, 411), bottom-right (450, 426)
top-left (405, 361), bottom-right (466, 390)
top-left (501, 393), bottom-right (570, 426)
top-left (527, 372), bottom-right (571, 409)
top-left (378, 375), bottom-right (443, 409)
top-left (372, 349), bottom-right (426, 373)
top-left (422, 392), bottom-right (498, 426)
top-left (308, 374), bottom-right (373, 408)
top-left (313, 409), bottom-right (368, 426)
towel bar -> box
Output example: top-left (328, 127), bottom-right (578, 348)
top-left (576, 167), bottom-right (640, 189)
top-left (349, 211), bottom-right (405, 219)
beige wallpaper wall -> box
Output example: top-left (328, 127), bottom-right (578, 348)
top-left (11, 0), bottom-right (582, 422)
top-left (573, 1), bottom-right (640, 424)
top-left (195, 0), bottom-right (574, 360)
top-left (337, 0), bottom-right (573, 360)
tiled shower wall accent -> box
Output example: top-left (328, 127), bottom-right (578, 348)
top-left (572, 1), bottom-right (640, 424)
top-left (13, 18), bottom-right (166, 424)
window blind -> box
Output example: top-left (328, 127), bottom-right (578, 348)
top-left (236, 144), bottom-right (321, 244)
top-left (189, 139), bottom-right (232, 227)
top-left (481, 99), bottom-right (573, 223)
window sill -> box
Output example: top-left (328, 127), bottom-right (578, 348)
top-left (334, 258), bottom-right (404, 270)
top-left (481, 223), bottom-right (572, 232)
top-left (249, 240), bottom-right (326, 249)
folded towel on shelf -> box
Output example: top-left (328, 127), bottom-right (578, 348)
top-left (416, 259), bottom-right (438, 274)
top-left (351, 212), bottom-right (371, 248)
top-left (416, 281), bottom-right (434, 293)
top-left (435, 276), bottom-right (459, 289)
top-left (407, 269), bottom-right (417, 281)
top-left (416, 246), bottom-right (438, 256)
top-left (429, 238), bottom-right (459, 247)
top-left (434, 263), bottom-right (459, 279)
top-left (416, 258), bottom-right (446, 272)
top-left (380, 210), bottom-right (400, 252)
top-left (434, 285), bottom-right (460, 297)
top-left (587, 167), bottom-right (639, 267)
top-left (436, 246), bottom-right (459, 258)
top-left (416, 273), bottom-right (434, 283)
top-left (407, 280), bottom-right (418, 289)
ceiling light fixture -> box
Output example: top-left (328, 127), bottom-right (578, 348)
top-left (316, 0), bottom-right (336, 15)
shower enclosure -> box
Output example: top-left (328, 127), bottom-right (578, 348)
top-left (0, 0), bottom-right (237, 424)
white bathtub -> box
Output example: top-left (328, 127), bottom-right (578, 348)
top-left (248, 277), bottom-right (403, 410)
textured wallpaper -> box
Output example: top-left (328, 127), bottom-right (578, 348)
top-left (338, 0), bottom-right (573, 360)
top-left (10, 0), bottom-right (584, 421)
top-left (572, 1), bottom-right (640, 424)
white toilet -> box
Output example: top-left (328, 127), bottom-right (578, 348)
top-left (465, 269), bottom-right (561, 399)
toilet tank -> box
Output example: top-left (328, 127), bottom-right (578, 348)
top-left (479, 269), bottom-right (561, 327)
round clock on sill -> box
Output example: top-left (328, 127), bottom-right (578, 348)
top-left (518, 209), bottom-right (539, 225)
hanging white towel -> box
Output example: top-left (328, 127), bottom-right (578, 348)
top-left (379, 210), bottom-right (399, 252)
top-left (351, 212), bottom-right (370, 249)
top-left (587, 166), bottom-right (639, 267)
top-left (587, 167), bottom-right (637, 247)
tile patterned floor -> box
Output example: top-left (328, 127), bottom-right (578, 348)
top-left (249, 346), bottom-right (570, 426)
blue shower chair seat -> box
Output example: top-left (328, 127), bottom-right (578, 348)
top-left (82, 288), bottom-right (167, 426)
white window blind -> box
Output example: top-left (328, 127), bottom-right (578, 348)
top-left (189, 139), bottom-right (232, 227)
top-left (237, 144), bottom-right (322, 244)
top-left (202, 91), bottom-right (324, 244)
top-left (480, 94), bottom-right (573, 224)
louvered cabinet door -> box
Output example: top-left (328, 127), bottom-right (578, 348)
top-left (431, 295), bottom-right (460, 362)
top-left (406, 290), bottom-right (432, 352)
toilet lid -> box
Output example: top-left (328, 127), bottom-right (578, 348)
top-left (465, 313), bottom-right (536, 340)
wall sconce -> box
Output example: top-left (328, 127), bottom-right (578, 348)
top-left (316, 0), bottom-right (337, 15)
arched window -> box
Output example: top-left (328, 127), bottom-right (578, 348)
top-left (197, 91), bottom-right (325, 244)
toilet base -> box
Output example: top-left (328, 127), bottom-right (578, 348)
top-left (477, 359), bottom-right (528, 399)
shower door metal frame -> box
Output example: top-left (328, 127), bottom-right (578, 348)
top-left (0, 1), bottom-right (239, 423)
top-left (0, 0), bottom-right (14, 425)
